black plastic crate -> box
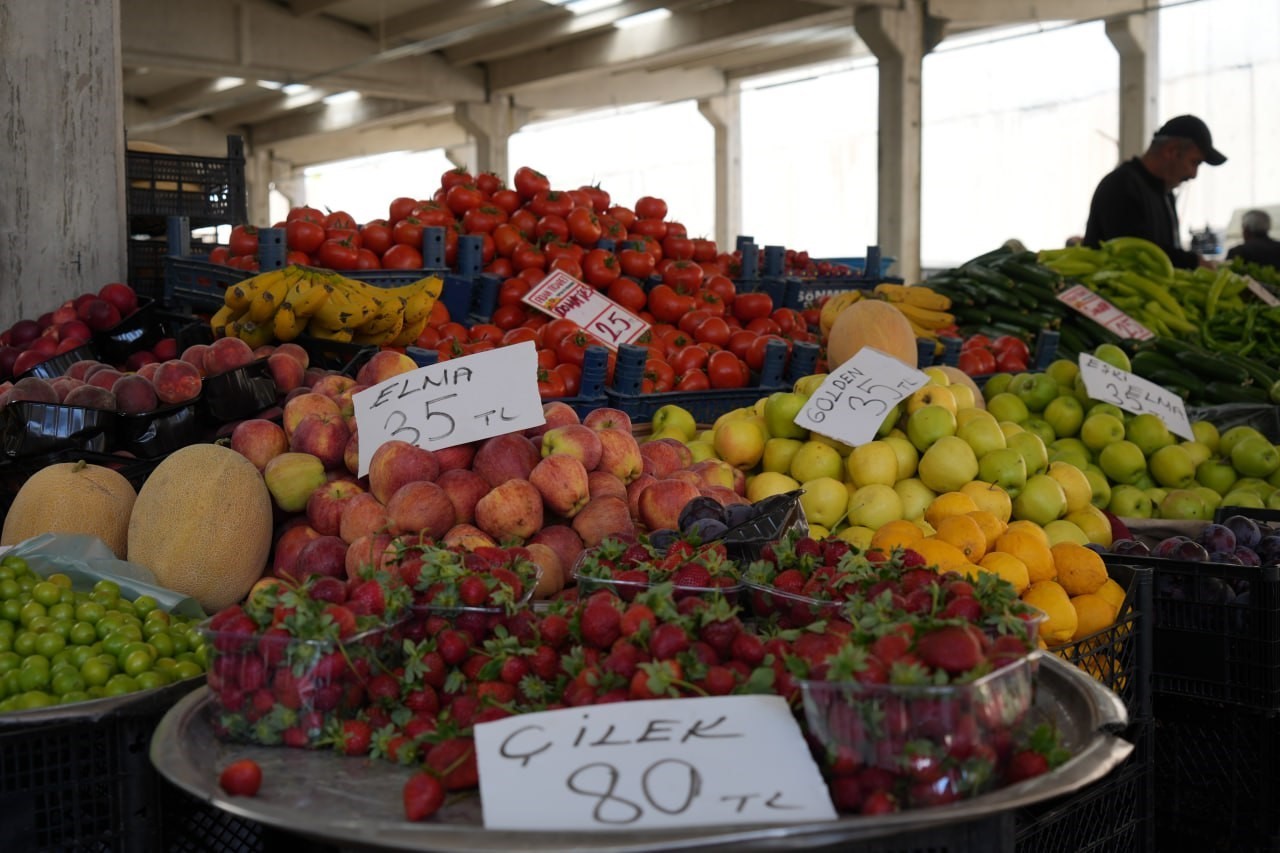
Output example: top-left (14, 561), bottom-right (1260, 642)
top-left (807, 814), bottom-right (1013, 853)
top-left (156, 780), bottom-right (265, 853)
top-left (125, 135), bottom-right (246, 223)
top-left (1153, 695), bottom-right (1280, 853)
top-left (128, 236), bottom-right (170, 303)
top-left (1103, 552), bottom-right (1280, 710)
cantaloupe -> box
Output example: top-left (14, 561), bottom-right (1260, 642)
top-left (1, 461), bottom-right (137, 557)
top-left (127, 444), bottom-right (272, 613)
top-left (826, 299), bottom-right (918, 370)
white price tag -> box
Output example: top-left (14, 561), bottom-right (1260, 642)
top-left (1077, 353), bottom-right (1194, 440)
top-left (352, 342), bottom-right (545, 476)
top-left (523, 270), bottom-right (650, 350)
top-left (1246, 277), bottom-right (1280, 307)
top-left (1057, 284), bottom-right (1154, 340)
top-left (475, 695), bottom-right (836, 831)
top-left (793, 347), bottom-right (929, 447)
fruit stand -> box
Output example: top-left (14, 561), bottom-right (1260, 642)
top-left (6, 156), bottom-right (1280, 853)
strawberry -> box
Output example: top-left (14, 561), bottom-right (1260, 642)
top-left (899, 549), bottom-right (926, 568)
top-left (860, 789), bottom-right (897, 815)
top-left (603, 643), bottom-right (644, 679)
top-left (794, 537), bottom-right (822, 560)
top-left (437, 630), bottom-right (471, 665)
top-left (915, 625), bottom-right (984, 675)
top-left (528, 644), bottom-right (561, 680)
top-left (870, 633), bottom-right (910, 663)
top-left (499, 656), bottom-right (529, 686)
top-left (942, 595), bottom-right (982, 622)
top-left (476, 680), bottom-right (516, 704)
top-left (1004, 751), bottom-right (1049, 783)
top-left (323, 603), bottom-right (357, 638)
top-left (366, 673), bottom-right (401, 705)
top-left (403, 772), bottom-right (445, 821)
top-left (829, 775), bottom-right (863, 812)
top-left (405, 686), bottom-right (440, 715)
top-left (821, 539), bottom-right (851, 566)
top-left (332, 719), bottom-right (372, 756)
top-left (649, 622), bottom-right (691, 660)
top-left (730, 632), bottom-right (765, 666)
top-left (672, 563), bottom-right (711, 588)
top-left (425, 737), bottom-right (479, 790)
top-left (701, 665), bottom-right (737, 695)
top-left (218, 759), bottom-right (262, 797)
top-left (308, 576), bottom-right (347, 604)
top-left (620, 603), bottom-right (656, 637)
top-left (459, 575), bottom-right (491, 607)
top-left (698, 618), bottom-right (739, 658)
top-left (579, 603), bottom-right (622, 649)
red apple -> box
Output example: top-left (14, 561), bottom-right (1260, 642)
top-left (98, 282), bottom-right (139, 317)
top-left (290, 535), bottom-right (349, 583)
top-left (436, 468), bottom-right (490, 525)
top-left (528, 525), bottom-right (585, 578)
top-left (355, 350), bottom-right (417, 388)
top-left (572, 495), bottom-right (635, 548)
top-left (540, 424), bottom-right (602, 470)
top-left (638, 478), bottom-right (702, 532)
top-left (475, 479), bottom-right (544, 541)
top-left (529, 455), bottom-right (590, 518)
top-left (306, 479), bottom-right (366, 537)
top-left (472, 433), bottom-right (540, 488)
top-left (583, 407), bottom-right (632, 433)
top-left (639, 438), bottom-right (693, 478)
top-left (271, 522), bottom-right (321, 580)
top-left (289, 412), bottom-right (351, 470)
top-left (596, 428), bottom-right (643, 483)
top-left (230, 419), bottom-right (289, 471)
top-left (368, 439), bottom-right (440, 504)
top-left (386, 480), bottom-right (455, 539)
top-left (282, 392), bottom-right (342, 438)
top-left (442, 523), bottom-right (497, 552)
top-left (339, 493), bottom-right (389, 545)
top-left (525, 400), bottom-right (580, 441)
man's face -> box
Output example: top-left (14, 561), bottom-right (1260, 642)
top-left (1164, 140), bottom-right (1205, 189)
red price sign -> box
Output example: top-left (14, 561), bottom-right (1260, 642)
top-left (523, 270), bottom-right (650, 350)
top-left (1056, 284), bottom-right (1154, 340)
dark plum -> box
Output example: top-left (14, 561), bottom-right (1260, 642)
top-left (1234, 546), bottom-right (1261, 567)
top-left (687, 517), bottom-right (729, 542)
top-left (648, 528), bottom-right (680, 552)
top-left (1152, 536), bottom-right (1190, 558)
top-left (1201, 576), bottom-right (1235, 604)
top-left (677, 496), bottom-right (726, 532)
top-left (1222, 515), bottom-right (1263, 551)
top-left (1172, 540), bottom-right (1210, 562)
top-left (1111, 538), bottom-right (1151, 557)
top-left (1197, 523), bottom-right (1236, 555)
top-left (723, 503), bottom-right (757, 529)
top-left (1256, 534), bottom-right (1280, 567)
top-left (1209, 551), bottom-right (1244, 565)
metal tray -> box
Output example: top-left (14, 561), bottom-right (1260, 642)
top-left (150, 655), bottom-right (1130, 852)
top-left (0, 675), bottom-right (204, 727)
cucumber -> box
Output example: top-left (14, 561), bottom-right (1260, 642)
top-left (1137, 366), bottom-right (1207, 397)
top-left (1214, 350), bottom-right (1280, 387)
top-left (1130, 349), bottom-right (1184, 375)
top-left (996, 259), bottom-right (1061, 290)
top-left (985, 304), bottom-right (1041, 330)
top-left (1171, 349), bottom-right (1252, 385)
top-left (953, 306), bottom-right (992, 327)
top-left (1203, 381), bottom-right (1269, 404)
top-left (960, 262), bottom-right (1018, 291)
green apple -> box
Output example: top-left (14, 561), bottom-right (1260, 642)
top-left (847, 483), bottom-right (904, 529)
top-left (746, 471), bottom-right (801, 503)
top-left (1191, 420), bottom-right (1220, 454)
top-left (917, 436), bottom-right (979, 493)
top-left (1196, 457), bottom-right (1238, 495)
top-left (687, 440), bottom-right (717, 463)
top-left (799, 476), bottom-right (850, 529)
top-left (1082, 465), bottom-right (1112, 509)
top-left (956, 412), bottom-right (1007, 458)
top-left (1007, 431), bottom-right (1049, 477)
top-left (1043, 395), bottom-right (1085, 439)
top-left (1022, 418), bottom-right (1057, 447)
top-left (999, 421), bottom-right (1025, 441)
top-left (906, 384), bottom-right (958, 416)
top-left (1144, 487), bottom-right (1168, 508)
top-left (1219, 426), bottom-right (1266, 459)
top-left (1108, 484), bottom-right (1153, 518)
top-left (949, 382), bottom-right (977, 411)
top-left (651, 404), bottom-right (699, 442)
top-left (1087, 402), bottom-right (1127, 422)
top-left (762, 437), bottom-right (804, 474)
top-left (1098, 440), bottom-right (1147, 485)
top-left (1131, 471), bottom-right (1156, 491)
top-left (793, 373), bottom-right (827, 396)
top-left (650, 426), bottom-right (694, 443)
top-left (986, 392), bottom-right (1029, 425)
top-left (1149, 444), bottom-right (1197, 489)
top-left (978, 448), bottom-right (1028, 497)
top-left (877, 402), bottom-right (903, 438)
top-left (1010, 372), bottom-right (1060, 413)
top-left (984, 373), bottom-right (1013, 397)
top-left (1072, 372), bottom-right (1094, 405)
top-left (1045, 358), bottom-right (1080, 388)
top-left (1043, 519), bottom-right (1090, 547)
top-left (1047, 460), bottom-right (1093, 513)
top-left (1180, 440), bottom-right (1212, 468)
top-left (883, 435), bottom-right (919, 479)
top-left (790, 440), bottom-right (844, 482)
top-left (894, 477), bottom-right (937, 521)
top-left (1231, 435), bottom-right (1280, 478)
top-left (1266, 489), bottom-right (1280, 510)
top-left (1049, 437), bottom-right (1092, 470)
top-left (906, 405), bottom-right (958, 453)
top-left (1079, 413), bottom-right (1126, 453)
top-left (847, 440), bottom-right (900, 487)
top-left (1192, 486), bottom-right (1223, 515)
top-left (761, 393), bottom-right (810, 440)
top-left (1221, 488), bottom-right (1266, 510)
top-left (1125, 413), bottom-right (1174, 457)
top-left (1159, 489), bottom-right (1210, 521)
top-left (1093, 343), bottom-right (1132, 371)
top-left (1233, 476), bottom-right (1274, 497)
top-left (1012, 473), bottom-right (1068, 525)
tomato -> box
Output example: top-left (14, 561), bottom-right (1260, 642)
top-left (619, 249), bottom-right (656, 280)
top-left (996, 351), bottom-right (1028, 373)
top-left (691, 238), bottom-right (718, 262)
top-left (509, 208), bottom-right (537, 236)
top-left (430, 301), bottom-right (451, 326)
top-left (443, 223), bottom-right (461, 267)
top-left (467, 324), bottom-right (502, 345)
top-left (414, 326), bottom-right (440, 349)
top-left (553, 331), bottom-right (591, 367)
top-left (578, 184), bottom-right (611, 213)
top-left (660, 329), bottom-right (694, 358)
top-left (991, 335), bottom-right (1031, 362)
top-left (490, 188), bottom-right (521, 215)
top-left (475, 231), bottom-right (497, 264)
top-left (324, 228), bottom-right (362, 250)
top-left (961, 333), bottom-right (991, 352)
top-left (607, 206), bottom-right (636, 229)
top-left (670, 345), bottom-right (708, 376)
top-left (662, 234), bottom-right (694, 260)
top-left (526, 190), bottom-right (571, 219)
top-left (678, 309), bottom-right (715, 336)
top-left (285, 219), bottom-right (325, 254)
top-left (491, 303), bottom-right (527, 330)
top-left (726, 329), bottom-right (756, 361)
top-left (511, 242), bottom-right (547, 272)
top-left (733, 292), bottom-right (773, 322)
top-left (219, 759), bottom-right (262, 797)
top-left (543, 318), bottom-right (581, 348)
top-left (605, 277), bottom-right (646, 312)
top-left (359, 222), bottom-right (392, 256)
top-left (513, 166), bottom-right (550, 200)
top-left (485, 256), bottom-right (513, 279)
top-left (694, 290), bottom-right (726, 317)
top-left (381, 244), bottom-right (423, 269)
top-left (462, 205), bottom-right (507, 234)
top-left (323, 210), bottom-right (357, 231)
top-left (318, 237), bottom-right (359, 270)
top-left (285, 250), bottom-right (311, 266)
top-left (566, 207), bottom-right (603, 246)
top-left (676, 368), bottom-right (709, 391)
top-left (581, 248), bottom-right (620, 289)
top-left (647, 284), bottom-right (696, 324)
top-left (537, 367), bottom-right (566, 399)
top-left (700, 274), bottom-right (734, 305)
top-left (598, 214), bottom-right (627, 242)
top-left (388, 197), bottom-right (418, 223)
top-left (957, 347), bottom-right (996, 376)
top-left (441, 166), bottom-right (474, 192)
top-left (635, 196), bottom-right (668, 220)
top-left (518, 266), bottom-right (547, 287)
top-left (707, 350), bottom-right (747, 388)
top-left (661, 260), bottom-right (704, 293)
top-left (645, 358), bottom-right (675, 392)
top-left (445, 183), bottom-right (486, 216)
top-left (208, 245), bottom-right (231, 266)
top-left (746, 316), bottom-right (782, 336)
top-left (534, 215), bottom-right (569, 243)
top-left (694, 316), bottom-right (731, 347)
top-left (492, 223), bottom-right (524, 257)
top-left (228, 225), bottom-right (259, 258)
top-left (392, 217), bottom-right (425, 248)
top-left (746, 334), bottom-right (785, 372)
top-left (771, 308), bottom-right (803, 336)
top-left (498, 278), bottom-right (531, 306)
top-left (548, 256), bottom-right (583, 280)
top-left (475, 171), bottom-right (503, 195)
top-left (354, 248), bottom-right (381, 270)
top-left (545, 240), bottom-right (583, 265)
top-left (501, 326), bottom-right (537, 346)
top-left (554, 362), bottom-right (582, 397)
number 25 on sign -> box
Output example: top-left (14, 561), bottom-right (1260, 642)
top-left (523, 269), bottom-right (649, 349)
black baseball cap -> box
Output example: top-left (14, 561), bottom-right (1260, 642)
top-left (1155, 115), bottom-right (1226, 165)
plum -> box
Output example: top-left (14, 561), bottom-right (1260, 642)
top-left (1111, 538), bottom-right (1151, 557)
top-left (1173, 540), bottom-right (1210, 562)
top-left (1222, 515), bottom-right (1263, 551)
top-left (1197, 523), bottom-right (1237, 555)
top-left (1256, 534), bottom-right (1280, 567)
top-left (1152, 536), bottom-right (1190, 559)
top-left (1209, 551), bottom-right (1244, 565)
top-left (723, 503), bottom-right (756, 529)
top-left (686, 517), bottom-right (728, 542)
top-left (648, 528), bottom-right (679, 552)
top-left (677, 496), bottom-right (725, 532)
top-left (1234, 546), bottom-right (1261, 567)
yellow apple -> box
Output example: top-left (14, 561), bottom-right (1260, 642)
top-left (1065, 505), bottom-right (1113, 546)
top-left (895, 478), bottom-right (938, 520)
top-left (917, 436), bottom-right (979, 493)
top-left (799, 476), bottom-right (850, 528)
top-left (746, 471), bottom-right (801, 503)
top-left (906, 384), bottom-right (958, 416)
top-left (949, 382), bottom-right (976, 411)
top-left (960, 480), bottom-right (1013, 523)
top-left (922, 366), bottom-right (951, 386)
top-left (713, 418), bottom-right (766, 469)
top-left (1046, 460), bottom-right (1093, 513)
top-left (794, 374), bottom-right (827, 396)
top-left (762, 438), bottom-right (804, 474)
top-left (651, 404), bottom-right (698, 441)
top-left (808, 432), bottom-right (854, 457)
top-left (687, 440), bottom-right (718, 462)
top-left (836, 525), bottom-right (875, 550)
top-left (847, 483), bottom-right (904, 529)
top-left (883, 435), bottom-right (919, 479)
top-left (1043, 519), bottom-right (1090, 547)
top-left (847, 440), bottom-right (900, 487)
top-left (790, 441), bottom-right (844, 482)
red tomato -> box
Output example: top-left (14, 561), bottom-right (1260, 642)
top-left (648, 284), bottom-right (696, 324)
top-left (438, 321), bottom-right (468, 343)
top-left (381, 244), bottom-right (423, 269)
top-left (502, 326), bottom-right (538, 345)
top-left (462, 205), bottom-right (507, 234)
top-left (286, 205), bottom-right (324, 225)
top-left (445, 183), bottom-right (486, 216)
top-left (511, 243), bottom-right (547, 272)
top-left (392, 217), bottom-right (425, 248)
top-left (513, 166), bottom-right (550, 200)
top-left (670, 345), bottom-right (709, 376)
top-left (228, 225), bottom-right (259, 257)
top-left (581, 248), bottom-right (620, 289)
top-left (771, 308), bottom-right (803, 336)
top-left (324, 227), bottom-right (362, 249)
top-left (555, 331), bottom-right (593, 367)
top-left (219, 760), bottom-right (262, 797)
top-left (548, 256), bottom-right (583, 280)
top-left (707, 350), bottom-right (747, 388)
top-left (412, 201), bottom-right (455, 228)
top-left (662, 234), bottom-right (694, 260)
top-left (578, 184), bottom-right (611, 213)
top-left (606, 277), bottom-right (646, 313)
top-left (543, 318), bottom-right (581, 348)
top-left (534, 215), bottom-right (570, 244)
top-left (476, 171), bottom-right (503, 195)
top-left (645, 358), bottom-right (675, 392)
top-left (694, 290), bottom-right (726, 317)
top-left (491, 303), bottom-right (528, 330)
top-left (598, 214), bottom-right (627, 242)
top-left (732, 292), bottom-right (773, 322)
top-left (694, 316), bottom-right (731, 347)
top-left (537, 367), bottom-right (567, 399)
top-left (704, 274), bottom-right (736, 304)
top-left (957, 347), bottom-right (996, 376)
top-left (691, 238), bottom-right (718, 262)
top-left (359, 223), bottom-right (392, 256)
top-left (317, 237), bottom-right (359, 270)
top-left (498, 278), bottom-right (532, 306)
top-left (635, 196), bottom-right (668, 220)
top-left (509, 208), bottom-right (537, 236)
top-left (490, 188), bottom-right (521, 215)
top-left (518, 266), bottom-right (547, 287)
top-left (469, 324), bottom-right (503, 345)
top-left (726, 329), bottom-right (756, 361)
top-left (440, 166), bottom-right (474, 192)
top-left (991, 335), bottom-right (1031, 362)
top-left (286, 250), bottom-right (311, 266)
top-left (485, 256), bottom-right (513, 279)
top-left (746, 317), bottom-right (782, 337)
top-left (492, 223), bottom-right (524, 257)
top-left (286, 219), bottom-right (325, 254)
top-left (389, 197), bottom-right (418, 223)
top-left (354, 248), bottom-right (381, 270)
top-left (566, 207), bottom-right (603, 246)
top-left (208, 245), bottom-right (231, 266)
top-left (414, 326), bottom-right (441, 349)
top-left (323, 210), bottom-right (357, 231)
top-left (661, 260), bottom-right (703, 293)
top-left (676, 368), bottom-right (710, 391)
top-left (607, 206), bottom-right (636, 229)
top-left (619, 249), bottom-right (656, 280)
top-left (996, 351), bottom-right (1029, 373)
top-left (631, 218), bottom-right (668, 241)
top-left (961, 333), bottom-right (991, 352)
top-left (554, 362), bottom-right (582, 397)
top-left (746, 333), bottom-right (785, 372)
top-left (678, 309), bottom-right (716, 336)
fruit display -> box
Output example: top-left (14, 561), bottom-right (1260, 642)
top-left (0, 283), bottom-right (146, 379)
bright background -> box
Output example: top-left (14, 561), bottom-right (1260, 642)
top-left (293, 0), bottom-right (1280, 272)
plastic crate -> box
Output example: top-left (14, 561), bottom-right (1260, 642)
top-left (125, 135), bottom-right (246, 223)
top-left (127, 236), bottom-right (170, 303)
top-left (1014, 720), bottom-right (1153, 853)
top-left (1103, 551), bottom-right (1280, 711)
top-left (157, 781), bottom-right (266, 853)
top-left (781, 276), bottom-right (884, 310)
top-left (1153, 695), bottom-right (1280, 853)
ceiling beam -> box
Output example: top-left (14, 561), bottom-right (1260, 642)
top-left (928, 0), bottom-right (1156, 27)
top-left (288, 0), bottom-right (347, 16)
top-left (210, 87), bottom-right (334, 129)
top-left (265, 113), bottom-right (467, 168)
top-left (144, 77), bottom-right (254, 112)
top-left (377, 0), bottom-right (553, 43)
top-left (487, 0), bottom-right (846, 92)
top-left (444, 0), bottom-right (674, 65)
top-left (514, 66), bottom-right (726, 112)
top-left (250, 97), bottom-right (447, 146)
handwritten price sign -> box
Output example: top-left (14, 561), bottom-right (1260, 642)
top-left (1077, 353), bottom-right (1194, 439)
top-left (1057, 284), bottom-right (1154, 340)
top-left (475, 695), bottom-right (835, 830)
top-left (351, 342), bottom-right (545, 476)
top-left (523, 269), bottom-right (649, 350)
top-left (793, 347), bottom-right (929, 448)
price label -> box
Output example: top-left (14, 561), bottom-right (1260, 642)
top-left (352, 341), bottom-right (545, 476)
top-left (1077, 353), bottom-right (1194, 439)
top-left (1246, 276), bottom-right (1280, 307)
top-left (792, 347), bottom-right (929, 447)
top-left (1057, 284), bottom-right (1154, 340)
top-left (523, 269), bottom-right (650, 350)
top-left (475, 695), bottom-right (835, 831)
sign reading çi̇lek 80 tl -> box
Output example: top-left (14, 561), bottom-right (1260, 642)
top-left (792, 347), bottom-right (931, 448)
top-left (352, 341), bottom-right (546, 476)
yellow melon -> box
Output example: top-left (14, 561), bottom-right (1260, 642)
top-left (127, 444), bottom-right (272, 612)
top-left (826, 300), bottom-right (918, 370)
top-left (1, 461), bottom-right (137, 558)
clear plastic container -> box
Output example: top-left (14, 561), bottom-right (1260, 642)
top-left (742, 579), bottom-right (844, 628)
top-left (575, 573), bottom-right (743, 604)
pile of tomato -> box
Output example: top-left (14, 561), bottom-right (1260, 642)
top-left (955, 334), bottom-right (1032, 377)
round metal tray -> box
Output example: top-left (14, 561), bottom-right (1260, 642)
top-left (150, 655), bottom-right (1131, 852)
top-left (0, 675), bottom-right (204, 727)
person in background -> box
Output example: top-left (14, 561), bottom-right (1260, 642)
top-left (1227, 209), bottom-right (1280, 269)
top-left (1083, 115), bottom-right (1226, 270)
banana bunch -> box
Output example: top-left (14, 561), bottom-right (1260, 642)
top-left (818, 290), bottom-right (863, 338)
top-left (209, 265), bottom-right (443, 349)
top-left (874, 284), bottom-right (957, 342)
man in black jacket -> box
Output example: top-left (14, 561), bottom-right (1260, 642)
top-left (1083, 115), bottom-right (1226, 270)
top-left (1227, 210), bottom-right (1280, 269)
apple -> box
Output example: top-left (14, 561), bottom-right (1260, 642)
top-left (652, 404), bottom-right (701, 441)
top-left (712, 418), bottom-right (765, 470)
top-left (80, 299), bottom-right (122, 332)
top-left (846, 440), bottom-right (899, 487)
top-left (231, 419), bottom-right (290, 471)
top-left (1231, 436), bottom-right (1280, 478)
top-left (793, 374), bottom-right (826, 396)
top-left (311, 373), bottom-right (357, 400)
top-left (306, 479), bottom-right (365, 537)
top-left (978, 448), bottom-right (1028, 498)
top-left (1221, 488), bottom-right (1266, 510)
top-left (387, 480), bottom-right (456, 539)
top-left (1046, 460), bottom-right (1093, 513)
top-left (271, 522), bottom-right (321, 579)
top-left (338, 492), bottom-right (390, 544)
top-left (918, 436), bottom-right (979, 494)
top-left (345, 532), bottom-right (395, 578)
top-left (847, 483), bottom-right (904, 529)
top-left (689, 459), bottom-right (739, 493)
top-left (583, 407), bottom-right (632, 433)
top-left (1191, 420), bottom-right (1220, 453)
top-left (1098, 440), bottom-right (1148, 485)
top-left (1180, 441), bottom-right (1212, 468)
top-left (1196, 457), bottom-right (1239, 495)
top-left (701, 485), bottom-right (749, 508)
top-left (986, 392), bottom-right (1029, 425)
top-left (906, 383), bottom-right (958, 417)
top-left (596, 428), bottom-right (644, 483)
top-left (1092, 343), bottom-right (1131, 372)
top-left (1009, 372), bottom-right (1059, 414)
top-left (1160, 489), bottom-right (1210, 521)
top-left (572, 495), bottom-right (635, 547)
top-left (906, 405), bottom-right (958, 452)
top-left (1082, 466), bottom-right (1112, 509)
top-left (283, 392), bottom-right (343, 438)
top-left (355, 350), bottom-right (418, 387)
top-left (473, 433), bottom-right (541, 487)
top-left (789, 440), bottom-right (843, 482)
top-left (291, 535), bottom-right (349, 582)
top-left (1042, 396), bottom-right (1084, 440)
top-left (638, 478), bottom-right (703, 531)
top-left (746, 471), bottom-right (800, 503)
top-left (541, 424), bottom-right (603, 470)
top-left (289, 413), bottom-right (351, 470)
top-left (760, 392), bottom-right (808, 440)
top-left (792, 476), bottom-right (845, 528)
top-left (526, 400), bottom-right (580, 441)
top-left (1045, 358), bottom-right (1079, 389)
top-left (434, 442), bottom-right (476, 472)
top-left (1064, 505), bottom-right (1113, 546)
top-left (960, 480), bottom-right (1012, 522)
top-left (263, 451), bottom-right (327, 512)
top-left (475, 479), bottom-right (544, 541)
top-left (588, 470), bottom-right (629, 501)
top-left (529, 525), bottom-right (585, 577)
top-left (894, 478), bottom-right (937, 521)
top-left (441, 524), bottom-right (498, 552)
top-left (762, 437), bottom-right (804, 475)
top-left (1149, 444), bottom-right (1196, 489)
top-left (267, 352), bottom-right (306, 395)
top-left (956, 412), bottom-right (1007, 459)
top-left (529, 454), bottom-right (591, 518)
top-left (1007, 431), bottom-right (1049, 477)
top-left (1125, 413), bottom-right (1175, 457)
top-left (368, 439), bottom-right (440, 503)
top-left (626, 473), bottom-right (658, 520)
top-left (883, 435), bottom-right (919, 480)
top-left (1012, 473), bottom-right (1068, 525)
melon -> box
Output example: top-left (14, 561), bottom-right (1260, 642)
top-left (826, 300), bottom-right (918, 370)
top-left (127, 444), bottom-right (272, 612)
top-left (1, 461), bottom-right (137, 557)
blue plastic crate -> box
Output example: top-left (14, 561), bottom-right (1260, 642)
top-left (782, 277), bottom-right (885, 310)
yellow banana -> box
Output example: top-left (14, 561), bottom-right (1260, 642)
top-left (287, 270), bottom-right (331, 318)
top-left (819, 290), bottom-right (863, 339)
top-left (312, 285), bottom-right (363, 331)
top-left (391, 315), bottom-right (429, 347)
top-left (402, 278), bottom-right (444, 324)
top-left (234, 319), bottom-right (274, 349)
top-left (225, 268), bottom-right (285, 312)
top-left (876, 283), bottom-right (952, 312)
top-left (353, 315), bottom-right (405, 346)
top-left (894, 302), bottom-right (955, 330)
top-left (357, 305), bottom-right (405, 337)
top-left (209, 304), bottom-right (241, 338)
top-left (273, 303), bottom-right (308, 341)
top-left (306, 323), bottom-right (354, 343)
top-left (248, 268), bottom-right (302, 323)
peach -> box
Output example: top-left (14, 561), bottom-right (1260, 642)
top-left (273, 342), bottom-right (309, 370)
top-left (202, 336), bottom-right (256, 377)
top-left (87, 368), bottom-right (124, 391)
top-left (267, 352), bottom-right (305, 395)
top-left (63, 384), bottom-right (116, 410)
top-left (111, 374), bottom-right (159, 414)
top-left (153, 359), bottom-right (202, 404)
top-left (180, 344), bottom-right (210, 375)
top-left (355, 350), bottom-right (418, 388)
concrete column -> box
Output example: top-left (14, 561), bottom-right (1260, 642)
top-left (697, 90), bottom-right (743, 251)
top-left (1, 0), bottom-right (126, 320)
top-left (444, 143), bottom-right (479, 172)
top-left (855, 1), bottom-right (928, 285)
top-left (454, 99), bottom-right (532, 180)
top-left (247, 150), bottom-right (273, 226)
top-left (1106, 12), bottom-right (1160, 160)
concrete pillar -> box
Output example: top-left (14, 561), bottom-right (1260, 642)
top-left (1106, 12), bottom-right (1160, 160)
top-left (1, 0), bottom-right (126, 321)
top-left (444, 143), bottom-right (479, 172)
top-left (855, 1), bottom-right (928, 285)
top-left (697, 90), bottom-right (743, 251)
top-left (247, 150), bottom-right (273, 226)
top-left (454, 99), bottom-right (531, 180)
